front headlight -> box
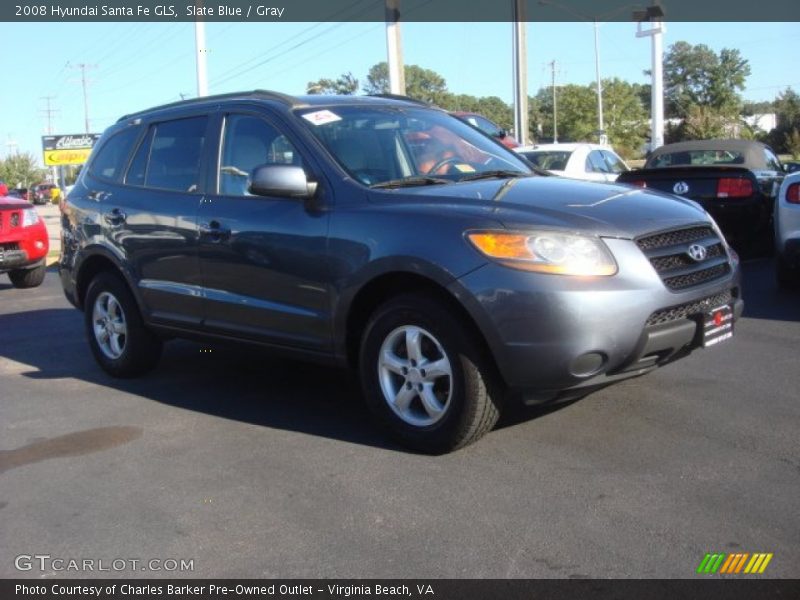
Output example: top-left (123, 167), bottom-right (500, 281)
top-left (22, 208), bottom-right (40, 227)
top-left (467, 230), bottom-right (617, 276)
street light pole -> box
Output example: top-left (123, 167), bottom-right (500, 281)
top-left (635, 2), bottom-right (666, 152)
top-left (385, 0), bottom-right (405, 95)
top-left (539, 0), bottom-right (623, 144)
top-left (512, 0), bottom-right (529, 145)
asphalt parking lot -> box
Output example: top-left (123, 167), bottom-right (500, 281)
top-left (0, 214), bottom-right (798, 578)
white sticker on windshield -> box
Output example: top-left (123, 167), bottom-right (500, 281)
top-left (302, 110), bottom-right (342, 126)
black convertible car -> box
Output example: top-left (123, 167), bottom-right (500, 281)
top-left (618, 139), bottom-right (785, 251)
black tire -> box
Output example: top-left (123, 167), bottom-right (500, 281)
top-left (84, 271), bottom-right (163, 378)
top-left (8, 264), bottom-right (46, 288)
top-left (359, 293), bottom-right (500, 454)
top-left (776, 256), bottom-right (800, 290)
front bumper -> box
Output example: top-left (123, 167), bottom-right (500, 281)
top-left (0, 227), bottom-right (48, 273)
top-left (451, 237), bottom-right (742, 399)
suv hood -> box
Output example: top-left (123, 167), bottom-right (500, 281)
top-left (377, 176), bottom-right (710, 239)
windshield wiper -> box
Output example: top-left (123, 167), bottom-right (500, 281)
top-left (370, 176), bottom-right (452, 189)
top-left (458, 170), bottom-right (531, 182)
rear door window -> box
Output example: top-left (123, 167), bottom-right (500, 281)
top-left (143, 117), bottom-right (208, 193)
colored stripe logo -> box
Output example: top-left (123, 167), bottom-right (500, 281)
top-left (697, 553), bottom-right (773, 574)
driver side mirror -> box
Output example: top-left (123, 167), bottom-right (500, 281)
top-left (249, 165), bottom-right (317, 199)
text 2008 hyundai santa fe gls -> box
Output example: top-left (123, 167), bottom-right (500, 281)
top-left (59, 92), bottom-right (742, 453)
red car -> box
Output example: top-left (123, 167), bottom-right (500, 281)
top-left (450, 111), bottom-right (519, 149)
top-left (0, 189), bottom-right (49, 288)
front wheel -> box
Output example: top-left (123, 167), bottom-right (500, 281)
top-left (8, 264), bottom-right (46, 288)
top-left (84, 271), bottom-right (163, 378)
top-left (359, 294), bottom-right (500, 454)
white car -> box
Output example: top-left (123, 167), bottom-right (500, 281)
top-left (515, 143), bottom-right (630, 182)
top-left (775, 171), bottom-right (800, 289)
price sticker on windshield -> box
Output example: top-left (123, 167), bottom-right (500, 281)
top-left (302, 110), bottom-right (343, 126)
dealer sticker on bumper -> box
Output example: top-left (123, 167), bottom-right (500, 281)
top-left (703, 304), bottom-right (734, 347)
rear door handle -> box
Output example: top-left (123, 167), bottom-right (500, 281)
top-left (103, 208), bottom-right (126, 225)
top-left (199, 220), bottom-right (230, 242)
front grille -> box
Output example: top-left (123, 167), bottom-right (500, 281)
top-left (1, 242), bottom-right (20, 251)
top-left (636, 226), bottom-right (713, 250)
top-left (646, 289), bottom-right (734, 326)
top-left (636, 225), bottom-right (731, 291)
top-left (663, 264), bottom-right (730, 290)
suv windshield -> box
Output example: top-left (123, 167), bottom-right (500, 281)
top-left (296, 105), bottom-right (531, 187)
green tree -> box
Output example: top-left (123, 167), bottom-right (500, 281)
top-left (664, 41), bottom-right (750, 118)
top-left (682, 105), bottom-right (730, 140)
top-left (770, 88), bottom-right (800, 152)
top-left (306, 72), bottom-right (359, 95)
top-left (601, 78), bottom-right (649, 158)
top-left (784, 128), bottom-right (800, 159)
top-left (363, 62), bottom-right (449, 105)
top-left (531, 80), bottom-right (648, 157)
top-left (663, 41), bottom-right (750, 141)
top-left (0, 152), bottom-right (47, 189)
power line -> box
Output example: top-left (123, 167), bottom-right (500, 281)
top-left (210, 0), bottom-right (379, 89)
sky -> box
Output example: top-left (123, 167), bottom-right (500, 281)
top-left (1, 19), bottom-right (797, 163)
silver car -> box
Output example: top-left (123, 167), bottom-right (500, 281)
top-left (775, 171), bottom-right (800, 288)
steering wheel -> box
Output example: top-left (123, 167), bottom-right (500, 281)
top-left (426, 156), bottom-right (464, 175)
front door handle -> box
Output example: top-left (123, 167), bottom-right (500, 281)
top-left (199, 220), bottom-right (230, 242)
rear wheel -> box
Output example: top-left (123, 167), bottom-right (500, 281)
top-left (84, 271), bottom-right (162, 377)
top-left (8, 264), bottom-right (46, 288)
top-left (359, 293), bottom-right (500, 454)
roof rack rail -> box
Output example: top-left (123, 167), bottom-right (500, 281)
top-left (117, 90), bottom-right (303, 122)
top-left (367, 93), bottom-right (431, 106)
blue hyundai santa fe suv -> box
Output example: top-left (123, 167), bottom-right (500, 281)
top-left (60, 91), bottom-right (743, 453)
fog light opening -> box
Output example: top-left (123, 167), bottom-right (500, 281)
top-left (570, 352), bottom-right (607, 378)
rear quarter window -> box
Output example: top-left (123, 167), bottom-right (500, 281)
top-left (88, 127), bottom-right (141, 181)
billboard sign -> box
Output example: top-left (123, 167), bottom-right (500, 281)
top-left (42, 133), bottom-right (102, 166)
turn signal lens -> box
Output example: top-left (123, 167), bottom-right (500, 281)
top-left (467, 231), bottom-right (617, 276)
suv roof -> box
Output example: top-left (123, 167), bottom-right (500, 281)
top-left (117, 90), bottom-right (432, 122)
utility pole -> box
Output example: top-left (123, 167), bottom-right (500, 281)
top-left (552, 61), bottom-right (557, 144)
top-left (72, 63), bottom-right (96, 134)
top-left (194, 2), bottom-right (209, 98)
top-left (511, 0), bottom-right (528, 145)
top-left (39, 96), bottom-right (59, 135)
top-left (385, 0), bottom-right (405, 95)
top-left (39, 96), bottom-right (60, 184)
top-left (6, 137), bottom-right (19, 157)
top-left (593, 20), bottom-right (605, 144)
